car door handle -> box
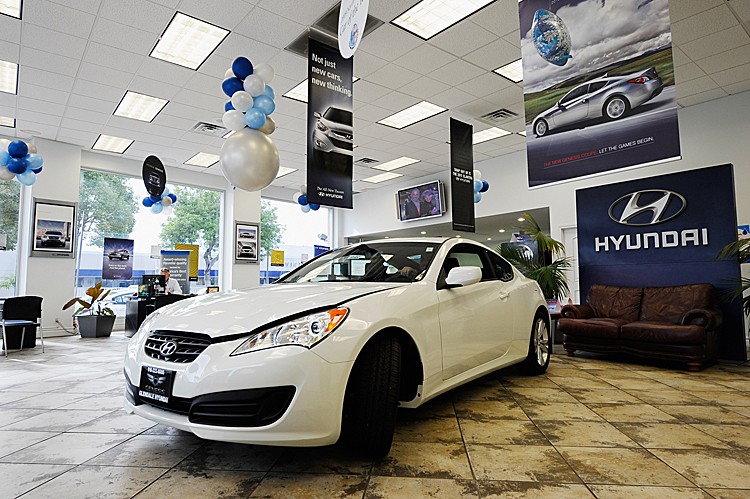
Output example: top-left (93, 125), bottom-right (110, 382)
top-left (582, 99), bottom-right (588, 103)
top-left (498, 292), bottom-right (509, 300)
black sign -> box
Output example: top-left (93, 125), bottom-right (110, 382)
top-left (306, 37), bottom-right (353, 209)
top-left (142, 155), bottom-right (166, 198)
top-left (139, 365), bottom-right (174, 404)
top-left (450, 118), bottom-right (474, 232)
top-left (576, 164), bottom-right (744, 360)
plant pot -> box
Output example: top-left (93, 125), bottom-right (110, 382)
top-left (78, 315), bottom-right (115, 338)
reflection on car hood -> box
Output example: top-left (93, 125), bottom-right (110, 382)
top-left (148, 282), bottom-right (407, 338)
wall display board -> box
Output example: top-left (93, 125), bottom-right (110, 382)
top-left (160, 250), bottom-right (190, 293)
top-left (576, 164), bottom-right (744, 360)
top-left (102, 237), bottom-right (134, 280)
top-left (30, 199), bottom-right (76, 258)
top-left (306, 38), bottom-right (354, 209)
top-left (396, 180), bottom-right (446, 222)
top-left (519, 0), bottom-right (680, 187)
top-left (450, 118), bottom-right (475, 233)
top-left (234, 221), bottom-right (259, 264)
top-left (175, 243), bottom-right (199, 281)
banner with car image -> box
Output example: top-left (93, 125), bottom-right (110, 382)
top-left (519, 0), bottom-right (681, 187)
top-left (306, 37), bottom-right (353, 209)
top-left (102, 237), bottom-right (134, 280)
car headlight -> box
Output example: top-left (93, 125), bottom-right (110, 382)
top-left (316, 121), bottom-right (329, 132)
top-left (231, 308), bottom-right (349, 356)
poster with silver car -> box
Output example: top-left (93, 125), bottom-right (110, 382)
top-left (31, 199), bottom-right (76, 258)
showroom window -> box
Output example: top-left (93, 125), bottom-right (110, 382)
top-left (0, 180), bottom-right (20, 297)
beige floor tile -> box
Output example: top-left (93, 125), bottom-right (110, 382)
top-left (507, 387), bottom-right (579, 404)
top-left (659, 378), bottom-right (733, 391)
top-left (703, 488), bottom-right (750, 498)
top-left (558, 447), bottom-right (692, 486)
top-left (624, 389), bottom-right (707, 405)
top-left (454, 399), bottom-right (529, 421)
top-left (713, 380), bottom-right (750, 391)
top-left (0, 430), bottom-right (58, 458)
top-left (467, 444), bottom-right (580, 482)
top-left (393, 416), bottom-right (463, 443)
top-left (60, 393), bottom-right (125, 411)
top-left (548, 377), bottom-right (615, 390)
top-left (373, 441), bottom-right (472, 479)
top-left (399, 397), bottom-right (456, 419)
top-left (655, 405), bottom-right (750, 424)
top-left (68, 409), bottom-right (157, 434)
top-left (589, 403), bottom-right (676, 422)
top-left (1, 392), bottom-right (91, 410)
top-left (536, 421), bottom-right (638, 447)
top-left (0, 432), bottom-right (130, 465)
top-left (570, 389), bottom-right (642, 404)
top-left (178, 441), bottom-right (283, 472)
top-left (273, 446), bottom-right (372, 475)
top-left (0, 408), bottom-right (48, 428)
top-left (651, 449), bottom-right (750, 488)
top-left (85, 434), bottom-right (202, 468)
top-left (588, 485), bottom-right (712, 498)
top-left (0, 462), bottom-right (72, 498)
top-left (613, 423), bottom-right (729, 449)
top-left (477, 480), bottom-right (594, 498)
top-left (450, 383), bottom-right (515, 401)
top-left (1, 408), bottom-right (112, 432)
top-left (692, 424), bottom-right (750, 448)
top-left (138, 468), bottom-right (264, 498)
top-left (23, 465), bottom-right (167, 498)
top-left (599, 378), bottom-right (673, 390)
top-left (521, 402), bottom-right (604, 422)
top-left (250, 473), bottom-right (368, 498)
top-left (460, 419), bottom-right (548, 445)
top-left (365, 476), bottom-right (478, 498)
top-left (499, 376), bottom-right (560, 388)
top-left (725, 406), bottom-right (750, 418)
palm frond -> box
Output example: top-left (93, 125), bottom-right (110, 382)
top-left (519, 212), bottom-right (565, 256)
top-left (717, 238), bottom-right (750, 263)
top-left (527, 257), bottom-right (572, 300)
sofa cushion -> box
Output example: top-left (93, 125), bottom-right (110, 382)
top-left (620, 321), bottom-right (706, 345)
top-left (587, 284), bottom-right (643, 322)
top-left (639, 284), bottom-right (714, 324)
top-left (558, 317), bottom-right (627, 339)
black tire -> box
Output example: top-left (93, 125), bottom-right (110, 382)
top-left (534, 119), bottom-right (549, 137)
top-left (340, 335), bottom-right (401, 458)
top-left (604, 96), bottom-right (629, 120)
top-left (518, 313), bottom-right (551, 375)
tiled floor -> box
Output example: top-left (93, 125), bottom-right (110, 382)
top-left (2, 335), bottom-right (750, 498)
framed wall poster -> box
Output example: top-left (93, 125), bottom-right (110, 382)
top-left (234, 221), bottom-right (259, 263)
top-left (30, 198), bottom-right (77, 258)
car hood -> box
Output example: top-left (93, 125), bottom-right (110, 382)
top-left (321, 117), bottom-right (352, 135)
top-left (147, 282), bottom-right (407, 338)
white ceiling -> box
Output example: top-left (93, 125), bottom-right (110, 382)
top-left (0, 0), bottom-right (748, 193)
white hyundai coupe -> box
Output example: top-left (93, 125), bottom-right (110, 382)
top-left (124, 238), bottom-right (550, 457)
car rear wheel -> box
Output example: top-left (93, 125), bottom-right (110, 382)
top-left (341, 335), bottom-right (401, 458)
top-left (518, 314), bottom-right (550, 375)
top-left (604, 96), bottom-right (629, 120)
top-left (534, 119), bottom-right (548, 137)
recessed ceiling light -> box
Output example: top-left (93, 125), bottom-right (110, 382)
top-left (283, 76), bottom-right (360, 103)
top-left (499, 229), bottom-right (506, 233)
top-left (456, 235), bottom-right (463, 238)
top-left (0, 59), bottom-right (18, 94)
top-left (0, 116), bottom-right (15, 127)
top-left (92, 134), bottom-right (133, 154)
top-left (392, 0), bottom-right (494, 40)
top-left (114, 91), bottom-right (168, 122)
top-left (361, 171), bottom-right (403, 183)
top-left (517, 217), bottom-right (525, 222)
top-left (517, 130), bottom-right (527, 137)
top-left (150, 12), bottom-right (229, 70)
top-left (384, 236), bottom-right (390, 239)
top-left (494, 59), bottom-right (523, 83)
top-left (487, 237), bottom-right (492, 241)
top-left (420, 231), bottom-right (427, 235)
top-left (378, 101), bottom-right (445, 129)
top-left (373, 156), bottom-right (420, 171)
top-left (473, 127), bottom-right (511, 145)
top-left (0, 1), bottom-right (21, 19)
top-left (276, 166), bottom-right (297, 178)
top-left (185, 152), bottom-right (219, 167)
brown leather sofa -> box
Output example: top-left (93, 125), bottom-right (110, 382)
top-left (559, 283), bottom-right (722, 371)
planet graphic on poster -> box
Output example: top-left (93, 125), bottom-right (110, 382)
top-left (532, 9), bottom-right (572, 67)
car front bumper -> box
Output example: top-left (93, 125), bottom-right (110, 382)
top-left (312, 129), bottom-right (353, 156)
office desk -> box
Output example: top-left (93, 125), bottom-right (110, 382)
top-left (124, 295), bottom-right (191, 337)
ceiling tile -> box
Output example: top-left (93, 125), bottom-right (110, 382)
top-left (136, 58), bottom-right (194, 86)
top-left (393, 44), bottom-right (456, 75)
top-left (0, 39), bottom-right (19, 63)
top-left (671, 4), bottom-right (739, 45)
top-left (266, 50), bottom-right (307, 81)
top-left (20, 66), bottom-right (74, 92)
top-left (353, 80), bottom-right (392, 104)
top-left (213, 33), bottom-right (278, 64)
top-left (99, 0), bottom-right (174, 34)
top-left (732, 0), bottom-right (750, 23)
top-left (12, 119), bottom-right (59, 138)
top-left (676, 87), bottom-right (728, 107)
top-left (78, 62), bottom-right (134, 88)
top-left (712, 62), bottom-right (750, 87)
top-left (355, 104), bottom-right (391, 123)
top-left (19, 83), bottom-right (69, 104)
top-left (234, 7), bottom-right (304, 49)
top-left (399, 76), bottom-right (450, 100)
top-left (674, 62), bottom-right (706, 84)
top-left (21, 46), bottom-right (80, 77)
top-left (0, 14), bottom-right (21, 44)
top-left (172, 88), bottom-right (225, 111)
top-left (161, 102), bottom-right (211, 122)
top-left (483, 85), bottom-right (524, 110)
top-left (21, 24), bottom-right (87, 59)
top-left (675, 75), bottom-right (720, 97)
top-left (179, 0), bottom-right (254, 30)
top-left (186, 72), bottom-right (224, 97)
top-left (63, 107), bottom-right (110, 124)
top-left (724, 79), bottom-right (750, 95)
top-left (24, 0), bottom-right (96, 38)
top-left (695, 43), bottom-right (750, 74)
top-left (679, 25), bottom-right (750, 62)
top-left (458, 72), bottom-right (513, 98)
top-left (72, 79), bottom-right (126, 102)
top-left (669, 0), bottom-right (724, 22)
top-left (198, 53), bottom-right (234, 79)
top-left (84, 42), bottom-right (147, 74)
top-left (370, 91), bottom-right (420, 112)
top-left (19, 96), bottom-right (66, 116)
top-left (672, 46), bottom-right (690, 66)
top-left (366, 63), bottom-right (420, 88)
top-left (430, 59), bottom-right (485, 86)
top-left (47, 0), bottom-right (103, 14)
top-left (430, 87), bottom-right (476, 110)
top-left (61, 117), bottom-right (105, 133)
top-left (360, 24), bottom-right (423, 61)
top-left (67, 94), bottom-right (117, 114)
top-left (470, 1), bottom-right (519, 38)
top-left (89, 18), bottom-right (159, 56)
top-left (352, 51), bottom-right (389, 78)
top-left (256, 0), bottom-right (335, 25)
top-left (128, 76), bottom-right (180, 100)
top-left (429, 21), bottom-right (496, 58)
top-left (463, 38), bottom-right (520, 70)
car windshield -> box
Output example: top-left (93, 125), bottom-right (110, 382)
top-left (46, 231), bottom-right (62, 236)
top-left (323, 107), bottom-right (352, 126)
top-left (277, 241), bottom-right (441, 284)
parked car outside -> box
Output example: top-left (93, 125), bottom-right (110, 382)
top-left (40, 230), bottom-right (65, 247)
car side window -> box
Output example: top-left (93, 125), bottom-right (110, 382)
top-left (588, 81), bottom-right (607, 93)
top-left (486, 251), bottom-right (515, 282)
top-left (443, 245), bottom-right (494, 282)
top-left (560, 85), bottom-right (587, 104)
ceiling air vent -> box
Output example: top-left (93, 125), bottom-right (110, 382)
top-left (477, 108), bottom-right (519, 126)
top-left (355, 157), bottom-right (379, 165)
top-left (191, 121), bottom-right (228, 137)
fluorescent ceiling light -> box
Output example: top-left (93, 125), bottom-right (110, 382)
top-left (517, 130), bottom-right (527, 136)
top-left (473, 127), bottom-right (511, 144)
top-left (150, 12), bottom-right (229, 70)
top-left (276, 166), bottom-right (297, 178)
top-left (392, 0), bottom-right (494, 40)
top-left (378, 101), bottom-right (445, 129)
top-left (185, 152), bottom-right (219, 167)
top-left (361, 171), bottom-right (403, 183)
top-left (92, 134), bottom-right (133, 154)
top-left (494, 59), bottom-right (523, 83)
top-left (0, 1), bottom-right (21, 18)
top-left (283, 76), bottom-right (360, 104)
top-left (373, 156), bottom-right (420, 171)
top-left (114, 91), bottom-right (168, 122)
top-left (0, 116), bottom-right (14, 127)
top-left (0, 59), bottom-right (18, 94)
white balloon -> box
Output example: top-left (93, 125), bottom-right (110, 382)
top-left (161, 196), bottom-right (172, 207)
top-left (162, 204), bottom-right (173, 216)
top-left (300, 183), bottom-right (307, 195)
top-left (0, 138), bottom-right (10, 151)
top-left (473, 169), bottom-right (482, 180)
top-left (230, 91), bottom-right (254, 113)
top-left (254, 64), bottom-right (275, 84)
top-left (222, 110), bottom-right (247, 131)
top-left (0, 166), bottom-right (14, 180)
top-left (258, 116), bottom-right (276, 135)
top-left (292, 192), bottom-right (301, 203)
top-left (243, 74), bottom-right (265, 97)
top-left (27, 144), bottom-right (37, 154)
top-left (219, 128), bottom-right (280, 192)
top-left (224, 68), bottom-right (234, 79)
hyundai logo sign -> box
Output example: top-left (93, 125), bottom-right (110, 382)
top-left (608, 190), bottom-right (687, 226)
top-left (159, 340), bottom-right (178, 357)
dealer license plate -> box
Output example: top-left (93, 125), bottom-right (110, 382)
top-left (138, 365), bottom-right (175, 404)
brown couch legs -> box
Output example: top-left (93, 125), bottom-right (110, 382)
top-left (687, 362), bottom-right (703, 372)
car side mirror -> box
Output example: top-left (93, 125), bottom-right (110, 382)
top-left (445, 266), bottom-right (482, 288)
top-left (557, 101), bottom-right (565, 110)
top-left (314, 112), bottom-right (321, 118)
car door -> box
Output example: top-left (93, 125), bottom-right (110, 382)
top-left (555, 84), bottom-right (590, 127)
top-left (437, 244), bottom-right (515, 380)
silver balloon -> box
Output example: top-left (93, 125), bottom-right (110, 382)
top-left (300, 183), bottom-right (307, 195)
top-left (243, 74), bottom-right (265, 96)
top-left (222, 110), bottom-right (247, 131)
top-left (230, 90), bottom-right (254, 112)
top-left (27, 144), bottom-right (37, 154)
top-left (254, 64), bottom-right (275, 84)
top-left (258, 116), bottom-right (276, 135)
top-left (0, 166), bottom-right (15, 181)
top-left (224, 68), bottom-right (234, 79)
top-left (219, 128), bottom-right (280, 192)
top-left (161, 196), bottom-right (172, 207)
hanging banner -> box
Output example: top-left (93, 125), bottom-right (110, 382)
top-left (175, 243), bottom-right (199, 281)
top-left (450, 118), bottom-right (474, 233)
top-left (519, 0), bottom-right (680, 187)
top-left (142, 155), bottom-right (166, 198)
top-left (102, 237), bottom-right (134, 280)
top-left (338, 0), bottom-right (369, 59)
top-left (306, 37), bottom-right (354, 209)
top-left (160, 250), bottom-right (190, 294)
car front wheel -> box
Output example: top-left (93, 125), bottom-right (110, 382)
top-left (518, 314), bottom-right (551, 375)
top-left (534, 119), bottom-right (548, 137)
top-left (604, 96), bottom-right (629, 120)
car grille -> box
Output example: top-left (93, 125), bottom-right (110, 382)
top-left (145, 331), bottom-right (211, 363)
top-left (330, 137), bottom-right (352, 149)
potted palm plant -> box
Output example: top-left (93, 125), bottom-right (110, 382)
top-left (718, 237), bottom-right (750, 321)
top-left (63, 282), bottom-right (116, 338)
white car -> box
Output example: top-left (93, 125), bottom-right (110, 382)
top-left (124, 238), bottom-right (550, 457)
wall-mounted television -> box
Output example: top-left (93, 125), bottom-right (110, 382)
top-left (396, 181), bottom-right (446, 222)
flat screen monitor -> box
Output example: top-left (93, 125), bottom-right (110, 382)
top-left (396, 181), bottom-right (446, 222)
top-left (142, 274), bottom-right (165, 291)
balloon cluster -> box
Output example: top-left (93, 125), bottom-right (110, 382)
top-left (292, 184), bottom-right (320, 213)
top-left (219, 56), bottom-right (280, 192)
top-left (0, 139), bottom-right (44, 186)
top-left (473, 169), bottom-right (491, 203)
top-left (142, 186), bottom-right (178, 215)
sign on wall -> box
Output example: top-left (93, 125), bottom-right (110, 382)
top-left (575, 164), bottom-right (744, 360)
top-left (450, 118), bottom-right (475, 233)
top-left (519, 0), bottom-right (680, 187)
top-left (270, 249), bottom-right (285, 267)
top-left (306, 38), bottom-right (354, 209)
top-left (175, 243), bottom-right (199, 281)
top-left (160, 250), bottom-right (190, 294)
top-left (102, 237), bottom-right (134, 280)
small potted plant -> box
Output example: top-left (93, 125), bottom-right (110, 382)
top-left (63, 282), bottom-right (116, 338)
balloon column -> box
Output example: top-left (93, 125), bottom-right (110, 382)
top-left (220, 56), bottom-right (280, 192)
top-left (141, 155), bottom-right (177, 215)
top-left (292, 184), bottom-right (320, 213)
top-left (473, 169), bottom-right (490, 203)
top-left (0, 139), bottom-right (44, 186)
top-left (142, 186), bottom-right (178, 216)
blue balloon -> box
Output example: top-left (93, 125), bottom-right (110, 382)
top-left (222, 77), bottom-right (244, 97)
top-left (31, 165), bottom-right (43, 174)
top-left (474, 191), bottom-right (482, 203)
top-left (168, 193), bottom-right (177, 203)
top-left (473, 179), bottom-right (482, 193)
top-left (8, 140), bottom-right (28, 159)
top-left (162, 186), bottom-right (170, 196)
top-left (150, 202), bottom-right (163, 214)
top-left (225, 100), bottom-right (235, 112)
top-left (263, 85), bottom-right (275, 99)
top-left (143, 197), bottom-right (154, 207)
top-left (298, 194), bottom-right (308, 206)
top-left (149, 195), bottom-right (161, 202)
top-left (309, 203), bottom-right (320, 211)
top-left (232, 57), bottom-right (254, 80)
top-left (244, 108), bottom-right (266, 129)
top-left (26, 153), bottom-right (43, 170)
top-left (301, 204), bottom-right (311, 213)
top-left (253, 95), bottom-right (275, 115)
top-left (480, 180), bottom-right (490, 193)
top-left (0, 150), bottom-right (9, 166)
top-left (7, 157), bottom-right (26, 174)
top-left (16, 169), bottom-right (36, 186)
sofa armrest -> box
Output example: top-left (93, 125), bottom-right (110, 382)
top-left (682, 308), bottom-right (723, 330)
top-left (561, 304), bottom-right (595, 319)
